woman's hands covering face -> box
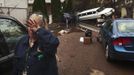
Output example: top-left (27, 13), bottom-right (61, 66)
top-left (27, 19), bottom-right (40, 32)
top-left (27, 19), bottom-right (40, 40)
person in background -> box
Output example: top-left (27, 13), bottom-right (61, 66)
top-left (12, 13), bottom-right (59, 75)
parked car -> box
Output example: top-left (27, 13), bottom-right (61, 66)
top-left (98, 19), bottom-right (134, 62)
top-left (77, 7), bottom-right (115, 20)
top-left (0, 15), bottom-right (26, 69)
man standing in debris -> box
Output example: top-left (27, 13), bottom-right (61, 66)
top-left (12, 13), bottom-right (59, 75)
top-left (64, 13), bottom-right (71, 29)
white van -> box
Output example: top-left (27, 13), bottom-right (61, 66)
top-left (77, 7), bottom-right (115, 20)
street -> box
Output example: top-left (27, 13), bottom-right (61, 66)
top-left (1, 25), bottom-right (134, 75)
top-left (57, 29), bottom-right (134, 75)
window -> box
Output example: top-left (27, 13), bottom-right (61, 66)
top-left (87, 12), bottom-right (92, 15)
top-left (0, 19), bottom-right (24, 51)
top-left (117, 21), bottom-right (134, 33)
top-left (97, 7), bottom-right (105, 12)
top-left (78, 14), bottom-right (81, 16)
top-left (92, 11), bottom-right (96, 14)
top-left (82, 13), bottom-right (86, 16)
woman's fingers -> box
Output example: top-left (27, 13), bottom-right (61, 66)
top-left (27, 20), bottom-right (33, 27)
top-left (33, 20), bottom-right (38, 27)
top-left (27, 19), bottom-right (38, 28)
top-left (29, 19), bottom-right (34, 25)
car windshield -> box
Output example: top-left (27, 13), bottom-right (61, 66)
top-left (97, 7), bottom-right (105, 12)
top-left (117, 21), bottom-right (134, 33)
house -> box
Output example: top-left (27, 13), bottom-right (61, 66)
top-left (0, 0), bottom-right (28, 24)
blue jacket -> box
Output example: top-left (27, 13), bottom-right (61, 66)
top-left (13, 28), bottom-right (59, 75)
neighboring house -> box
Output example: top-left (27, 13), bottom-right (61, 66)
top-left (0, 0), bottom-right (28, 24)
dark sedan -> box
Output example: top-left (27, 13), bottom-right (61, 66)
top-left (0, 15), bottom-right (26, 71)
top-left (98, 19), bottom-right (134, 62)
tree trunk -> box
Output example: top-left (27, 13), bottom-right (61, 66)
top-left (51, 0), bottom-right (62, 22)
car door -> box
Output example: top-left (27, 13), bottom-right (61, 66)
top-left (87, 11), bottom-right (98, 19)
top-left (99, 22), bottom-right (106, 46)
top-left (0, 30), bottom-right (9, 57)
top-left (106, 22), bottom-right (113, 46)
top-left (102, 20), bottom-right (113, 46)
top-left (0, 18), bottom-right (26, 56)
top-left (92, 11), bottom-right (98, 19)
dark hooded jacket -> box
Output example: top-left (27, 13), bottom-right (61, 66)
top-left (13, 28), bottom-right (59, 75)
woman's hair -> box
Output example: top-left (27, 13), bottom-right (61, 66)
top-left (29, 12), bottom-right (48, 29)
top-left (30, 13), bottom-right (43, 24)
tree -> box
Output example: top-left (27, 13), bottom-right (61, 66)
top-left (32, 0), bottom-right (48, 29)
top-left (72, 0), bottom-right (100, 11)
top-left (32, 0), bottom-right (48, 18)
top-left (51, 0), bottom-right (62, 22)
top-left (63, 0), bottom-right (73, 13)
top-left (125, 0), bottom-right (133, 18)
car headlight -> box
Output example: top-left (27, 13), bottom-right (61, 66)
top-left (112, 9), bottom-right (115, 12)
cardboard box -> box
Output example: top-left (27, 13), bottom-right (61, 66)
top-left (80, 37), bottom-right (92, 45)
top-left (83, 37), bottom-right (92, 45)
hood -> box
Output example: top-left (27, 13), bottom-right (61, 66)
top-left (98, 8), bottom-right (114, 14)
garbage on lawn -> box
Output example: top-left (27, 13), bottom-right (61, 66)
top-left (80, 37), bottom-right (92, 45)
top-left (85, 30), bottom-right (92, 37)
top-left (58, 29), bottom-right (70, 35)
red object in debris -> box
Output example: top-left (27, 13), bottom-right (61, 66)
top-left (83, 37), bottom-right (92, 45)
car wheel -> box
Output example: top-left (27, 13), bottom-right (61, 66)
top-left (105, 45), bottom-right (112, 62)
top-left (101, 15), bottom-right (106, 19)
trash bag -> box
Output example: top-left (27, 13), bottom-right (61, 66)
top-left (85, 30), bottom-right (92, 37)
